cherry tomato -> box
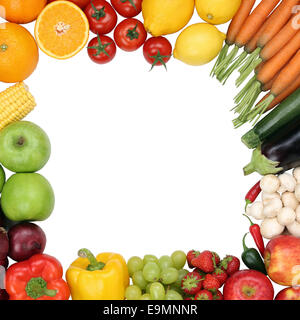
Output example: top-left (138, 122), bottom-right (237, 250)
top-left (114, 18), bottom-right (147, 52)
top-left (48, 0), bottom-right (90, 9)
top-left (87, 35), bottom-right (117, 64)
top-left (143, 37), bottom-right (172, 70)
top-left (85, 0), bottom-right (118, 34)
top-left (110, 0), bottom-right (142, 18)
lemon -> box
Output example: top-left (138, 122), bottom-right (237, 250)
top-left (142, 0), bottom-right (195, 37)
top-left (174, 23), bottom-right (226, 66)
top-left (195, 0), bottom-right (241, 25)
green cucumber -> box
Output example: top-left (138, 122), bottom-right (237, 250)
top-left (242, 88), bottom-right (300, 149)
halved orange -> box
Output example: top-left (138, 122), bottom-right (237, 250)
top-left (34, 1), bottom-right (89, 59)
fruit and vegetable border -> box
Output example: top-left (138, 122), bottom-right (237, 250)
top-left (0, 0), bottom-right (300, 301)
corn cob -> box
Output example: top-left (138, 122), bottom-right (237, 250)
top-left (0, 82), bottom-right (36, 131)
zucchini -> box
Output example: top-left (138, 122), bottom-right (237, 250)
top-left (241, 88), bottom-right (300, 149)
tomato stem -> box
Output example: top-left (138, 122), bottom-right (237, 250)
top-left (91, 0), bottom-right (106, 20)
top-left (87, 34), bottom-right (112, 57)
top-left (121, 0), bottom-right (137, 11)
top-left (127, 24), bottom-right (139, 40)
top-left (149, 50), bottom-right (172, 71)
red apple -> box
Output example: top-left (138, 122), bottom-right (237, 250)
top-left (265, 235), bottom-right (300, 286)
top-left (223, 270), bottom-right (274, 300)
top-left (275, 287), bottom-right (300, 300)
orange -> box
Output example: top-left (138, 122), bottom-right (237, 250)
top-left (0, 0), bottom-right (47, 24)
top-left (34, 1), bottom-right (89, 60)
top-left (0, 23), bottom-right (39, 83)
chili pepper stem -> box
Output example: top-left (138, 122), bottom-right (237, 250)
top-left (243, 232), bottom-right (250, 252)
top-left (245, 199), bottom-right (252, 211)
top-left (78, 248), bottom-right (105, 271)
top-left (243, 214), bottom-right (254, 225)
top-left (25, 277), bottom-right (57, 299)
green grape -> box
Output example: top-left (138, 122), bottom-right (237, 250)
top-left (165, 290), bottom-right (183, 300)
top-left (140, 293), bottom-right (151, 300)
top-left (125, 285), bottom-right (142, 300)
top-left (143, 262), bottom-right (160, 282)
top-left (143, 255), bottom-right (158, 265)
top-left (174, 269), bottom-right (189, 287)
top-left (146, 283), bottom-right (152, 294)
top-left (167, 284), bottom-right (183, 294)
top-left (158, 255), bottom-right (174, 270)
top-left (161, 267), bottom-right (179, 285)
top-left (132, 271), bottom-right (148, 290)
top-left (171, 251), bottom-right (187, 270)
top-left (150, 282), bottom-right (166, 300)
top-left (127, 256), bottom-right (144, 276)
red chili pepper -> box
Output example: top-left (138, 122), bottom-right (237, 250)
top-left (243, 214), bottom-right (265, 257)
top-left (245, 180), bottom-right (261, 211)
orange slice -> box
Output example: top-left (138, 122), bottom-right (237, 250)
top-left (34, 1), bottom-right (89, 59)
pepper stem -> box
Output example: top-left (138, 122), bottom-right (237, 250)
top-left (78, 248), bottom-right (105, 271)
top-left (25, 277), bottom-right (57, 299)
top-left (243, 233), bottom-right (249, 252)
top-left (243, 214), bottom-right (254, 226)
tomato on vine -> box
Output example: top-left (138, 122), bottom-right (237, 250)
top-left (87, 34), bottom-right (117, 64)
top-left (110, 0), bottom-right (142, 18)
top-left (114, 18), bottom-right (147, 52)
top-left (143, 37), bottom-right (172, 70)
top-left (84, 0), bottom-right (118, 35)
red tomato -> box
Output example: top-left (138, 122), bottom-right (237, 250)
top-left (85, 0), bottom-right (118, 34)
top-left (143, 37), bottom-right (172, 70)
top-left (48, 0), bottom-right (90, 9)
top-left (114, 18), bottom-right (147, 52)
top-left (110, 0), bottom-right (142, 18)
top-left (87, 35), bottom-right (117, 64)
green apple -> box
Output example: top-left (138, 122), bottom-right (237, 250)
top-left (0, 165), bottom-right (5, 192)
top-left (0, 121), bottom-right (51, 173)
top-left (1, 173), bottom-right (55, 221)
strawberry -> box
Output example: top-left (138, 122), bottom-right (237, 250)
top-left (191, 250), bottom-right (218, 273)
top-left (184, 297), bottom-right (195, 300)
top-left (203, 274), bottom-right (221, 291)
top-left (220, 255), bottom-right (240, 276)
top-left (181, 272), bottom-right (203, 295)
top-left (212, 268), bottom-right (227, 286)
top-left (187, 250), bottom-right (200, 268)
top-left (193, 268), bottom-right (206, 277)
top-left (212, 290), bottom-right (223, 300)
top-left (211, 252), bottom-right (220, 265)
top-left (195, 289), bottom-right (213, 300)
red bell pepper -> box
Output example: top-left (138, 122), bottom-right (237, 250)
top-left (5, 254), bottom-right (70, 300)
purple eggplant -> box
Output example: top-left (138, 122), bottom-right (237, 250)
top-left (244, 125), bottom-right (300, 176)
top-left (8, 222), bottom-right (46, 262)
top-left (0, 228), bottom-right (8, 260)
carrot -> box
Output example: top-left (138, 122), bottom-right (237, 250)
top-left (251, 49), bottom-right (300, 119)
top-left (215, 0), bottom-right (281, 80)
top-left (232, 33), bottom-right (300, 125)
top-left (257, 74), bottom-right (300, 111)
top-left (211, 0), bottom-right (256, 77)
top-left (236, 6), bottom-right (300, 86)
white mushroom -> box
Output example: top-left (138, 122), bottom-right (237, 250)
top-left (281, 192), bottom-right (299, 210)
top-left (296, 205), bottom-right (300, 223)
top-left (277, 207), bottom-right (296, 226)
top-left (260, 218), bottom-right (285, 239)
top-left (295, 184), bottom-right (300, 201)
top-left (278, 173), bottom-right (296, 193)
top-left (262, 192), bottom-right (280, 206)
top-left (247, 201), bottom-right (264, 220)
top-left (263, 198), bottom-right (282, 218)
top-left (293, 167), bottom-right (300, 183)
top-left (287, 221), bottom-right (300, 237)
top-left (260, 175), bottom-right (280, 194)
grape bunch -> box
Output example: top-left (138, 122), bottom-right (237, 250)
top-left (125, 251), bottom-right (188, 300)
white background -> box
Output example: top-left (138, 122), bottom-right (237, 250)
top-left (0, 4), bottom-right (281, 294)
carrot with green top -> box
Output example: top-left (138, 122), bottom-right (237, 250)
top-left (232, 32), bottom-right (300, 127)
top-left (211, 0), bottom-right (256, 77)
top-left (249, 49), bottom-right (300, 121)
top-left (215, 0), bottom-right (281, 80)
top-left (237, 5), bottom-right (300, 86)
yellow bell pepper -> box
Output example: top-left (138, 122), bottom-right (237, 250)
top-left (66, 249), bottom-right (129, 300)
